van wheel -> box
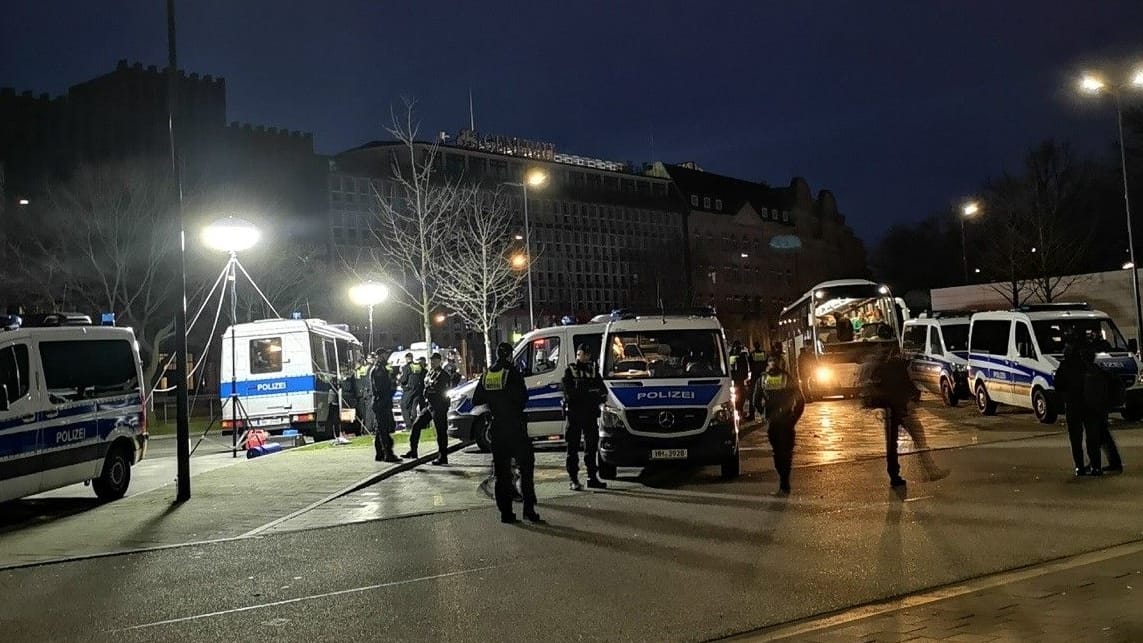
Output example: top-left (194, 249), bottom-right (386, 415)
top-left (940, 379), bottom-right (958, 407)
top-left (975, 383), bottom-right (997, 416)
top-left (598, 461), bottom-right (618, 480)
top-left (720, 454), bottom-right (740, 479)
top-left (1032, 388), bottom-right (1058, 424)
top-left (473, 416), bottom-right (492, 453)
top-left (92, 445), bottom-right (132, 502)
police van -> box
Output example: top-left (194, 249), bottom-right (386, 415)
top-left (596, 309), bottom-right (739, 479)
top-left (219, 318), bottom-right (362, 436)
top-left (967, 304), bottom-right (1143, 423)
top-left (1, 313), bottom-right (147, 503)
top-left (900, 312), bottom-right (972, 406)
top-left (447, 321), bottom-right (608, 451)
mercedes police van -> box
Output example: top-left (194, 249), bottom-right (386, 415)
top-left (901, 312), bottom-right (972, 406)
top-left (447, 321), bottom-right (608, 452)
top-left (1, 313), bottom-right (147, 503)
top-left (967, 303), bottom-right (1143, 423)
top-left (596, 309), bottom-right (739, 479)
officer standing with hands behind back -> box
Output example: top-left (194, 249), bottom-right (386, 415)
top-left (473, 342), bottom-right (540, 524)
top-left (562, 344), bottom-right (607, 491)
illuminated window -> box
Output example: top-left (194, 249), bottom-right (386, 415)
top-left (691, 195), bottom-right (699, 206)
top-left (703, 197), bottom-right (711, 209)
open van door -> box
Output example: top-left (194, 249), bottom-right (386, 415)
top-left (514, 334), bottom-right (566, 438)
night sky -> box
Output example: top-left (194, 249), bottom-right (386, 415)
top-left (2, 1), bottom-right (1141, 243)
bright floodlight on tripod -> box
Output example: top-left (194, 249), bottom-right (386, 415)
top-left (202, 216), bottom-right (260, 253)
top-left (349, 281), bottom-right (389, 354)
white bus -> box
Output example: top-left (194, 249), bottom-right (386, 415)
top-left (219, 318), bottom-right (362, 437)
top-left (778, 279), bottom-right (910, 400)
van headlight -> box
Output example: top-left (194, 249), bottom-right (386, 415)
top-left (713, 401), bottom-right (734, 424)
top-left (601, 404), bottom-right (624, 429)
top-left (814, 365), bottom-right (834, 383)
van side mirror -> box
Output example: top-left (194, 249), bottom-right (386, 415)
top-left (1130, 338), bottom-right (1139, 353)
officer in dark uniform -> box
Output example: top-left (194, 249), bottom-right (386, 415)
top-left (371, 356), bottom-right (400, 463)
top-left (409, 353), bottom-right (452, 465)
top-left (747, 342), bottom-right (768, 421)
top-left (562, 344), bottom-right (607, 491)
top-left (398, 353), bottom-right (425, 456)
top-left (729, 340), bottom-right (750, 420)
top-left (762, 355), bottom-right (804, 493)
top-left (473, 342), bottom-right (539, 524)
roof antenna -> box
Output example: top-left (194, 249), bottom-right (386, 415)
top-left (468, 88), bottom-right (475, 131)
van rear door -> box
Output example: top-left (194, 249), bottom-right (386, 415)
top-left (0, 340), bottom-right (40, 502)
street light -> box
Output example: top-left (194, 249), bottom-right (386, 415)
top-left (510, 252), bottom-right (528, 270)
top-left (348, 281), bottom-right (389, 354)
top-left (17, 198), bottom-right (29, 206)
top-left (961, 201), bottom-right (980, 283)
top-left (1081, 67), bottom-right (1143, 348)
top-left (202, 216), bottom-right (260, 458)
top-left (502, 168), bottom-right (549, 330)
top-left (1124, 262), bottom-right (1136, 270)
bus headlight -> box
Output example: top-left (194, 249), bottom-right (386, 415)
top-left (601, 404), bottom-right (624, 429)
top-left (814, 365), bottom-right (834, 383)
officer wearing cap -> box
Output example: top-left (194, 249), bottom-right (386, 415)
top-left (473, 342), bottom-right (539, 523)
top-left (562, 343), bottom-right (607, 491)
top-left (408, 352), bottom-right (452, 465)
top-left (370, 352), bottom-right (400, 463)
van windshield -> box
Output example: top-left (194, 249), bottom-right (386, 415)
top-left (603, 330), bottom-right (726, 380)
top-left (1032, 318), bottom-right (1129, 355)
top-left (941, 324), bottom-right (969, 352)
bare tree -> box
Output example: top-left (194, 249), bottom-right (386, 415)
top-left (4, 161), bottom-right (179, 387)
top-left (361, 99), bottom-right (463, 349)
top-left (978, 173), bottom-right (1034, 307)
top-left (1023, 142), bottom-right (1095, 302)
top-left (437, 188), bottom-right (526, 366)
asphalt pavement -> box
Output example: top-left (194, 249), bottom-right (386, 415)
top-left (1, 398), bottom-right (1141, 642)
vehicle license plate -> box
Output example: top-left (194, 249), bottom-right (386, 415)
top-left (650, 448), bottom-right (688, 460)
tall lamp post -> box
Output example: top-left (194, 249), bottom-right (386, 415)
top-left (503, 168), bottom-right (548, 330)
top-left (349, 281), bottom-right (389, 354)
top-left (202, 217), bottom-right (261, 458)
top-left (1081, 69), bottom-right (1143, 347)
top-left (961, 201), bottom-right (980, 283)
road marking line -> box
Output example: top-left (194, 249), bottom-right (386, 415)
top-left (721, 538), bottom-right (1143, 641)
top-left (112, 563), bottom-right (502, 632)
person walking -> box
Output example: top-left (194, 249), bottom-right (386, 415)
top-left (562, 344), bottom-right (607, 491)
top-left (869, 342), bottom-right (946, 487)
top-left (398, 352), bottom-right (425, 455)
top-left (472, 342), bottom-right (539, 524)
top-left (408, 353), bottom-right (452, 465)
top-left (747, 342), bottom-right (768, 421)
top-left (762, 355), bottom-right (804, 493)
top-left (1079, 343), bottom-right (1122, 475)
top-left (1055, 337), bottom-right (1097, 475)
top-left (371, 357), bottom-right (400, 463)
top-left (729, 340), bottom-right (750, 420)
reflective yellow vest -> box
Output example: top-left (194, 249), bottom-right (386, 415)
top-left (483, 369), bottom-right (505, 391)
top-left (763, 373), bottom-right (788, 390)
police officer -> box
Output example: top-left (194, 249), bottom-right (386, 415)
top-left (398, 352), bottom-right (425, 456)
top-left (871, 342), bottom-right (945, 487)
top-left (729, 340), bottom-right (750, 420)
top-left (747, 342), bottom-right (768, 421)
top-left (762, 355), bottom-right (804, 493)
top-left (356, 357), bottom-right (373, 434)
top-left (562, 344), bottom-right (606, 491)
top-left (409, 353), bottom-right (452, 465)
top-left (472, 342), bottom-right (539, 524)
top-left (371, 356), bottom-right (400, 463)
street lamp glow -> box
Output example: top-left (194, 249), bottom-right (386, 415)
top-left (974, 268), bottom-right (982, 274)
top-left (510, 253), bottom-right (527, 270)
top-left (740, 252), bottom-right (749, 258)
top-left (434, 312), bottom-right (447, 324)
top-left (17, 198), bottom-right (29, 206)
top-left (1124, 262), bottom-right (1136, 270)
top-left (1132, 70), bottom-right (1143, 87)
top-left (962, 202), bottom-right (980, 217)
top-left (348, 281), bottom-right (389, 307)
top-left (1031, 247), bottom-right (1037, 253)
top-left (514, 233), bottom-right (524, 240)
top-left (1080, 75), bottom-right (1105, 94)
top-left (202, 217), bottom-right (260, 253)
top-left (524, 168), bottom-right (548, 187)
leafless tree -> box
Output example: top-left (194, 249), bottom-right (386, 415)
top-left (360, 99), bottom-right (464, 349)
top-left (437, 188), bottom-right (526, 366)
top-left (3, 161), bottom-right (179, 388)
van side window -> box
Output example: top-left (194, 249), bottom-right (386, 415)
top-left (901, 326), bottom-right (926, 352)
top-left (970, 320), bottom-right (1010, 355)
top-left (0, 344), bottom-right (31, 404)
top-left (1014, 322), bottom-right (1036, 359)
top-left (520, 337), bottom-right (561, 376)
top-left (39, 340), bottom-right (138, 401)
top-left (250, 338), bottom-right (284, 374)
top-left (929, 330), bottom-right (943, 355)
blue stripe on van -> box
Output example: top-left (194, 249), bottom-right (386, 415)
top-left (220, 375), bottom-right (316, 398)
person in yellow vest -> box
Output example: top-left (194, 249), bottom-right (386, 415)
top-left (747, 342), bottom-right (768, 421)
top-left (762, 355), bottom-right (805, 494)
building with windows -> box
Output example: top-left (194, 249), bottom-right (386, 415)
top-left (648, 162), bottom-right (867, 346)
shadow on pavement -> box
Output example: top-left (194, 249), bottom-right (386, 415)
top-left (553, 502), bottom-right (768, 545)
top-left (0, 497), bottom-right (103, 535)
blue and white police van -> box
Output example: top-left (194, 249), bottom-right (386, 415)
top-left (447, 321), bottom-right (609, 452)
top-left (595, 309), bottom-right (739, 479)
top-left (968, 304), bottom-right (1143, 423)
top-left (219, 318), bottom-right (362, 436)
top-left (901, 312), bottom-right (972, 406)
top-left (1, 313), bottom-right (147, 503)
